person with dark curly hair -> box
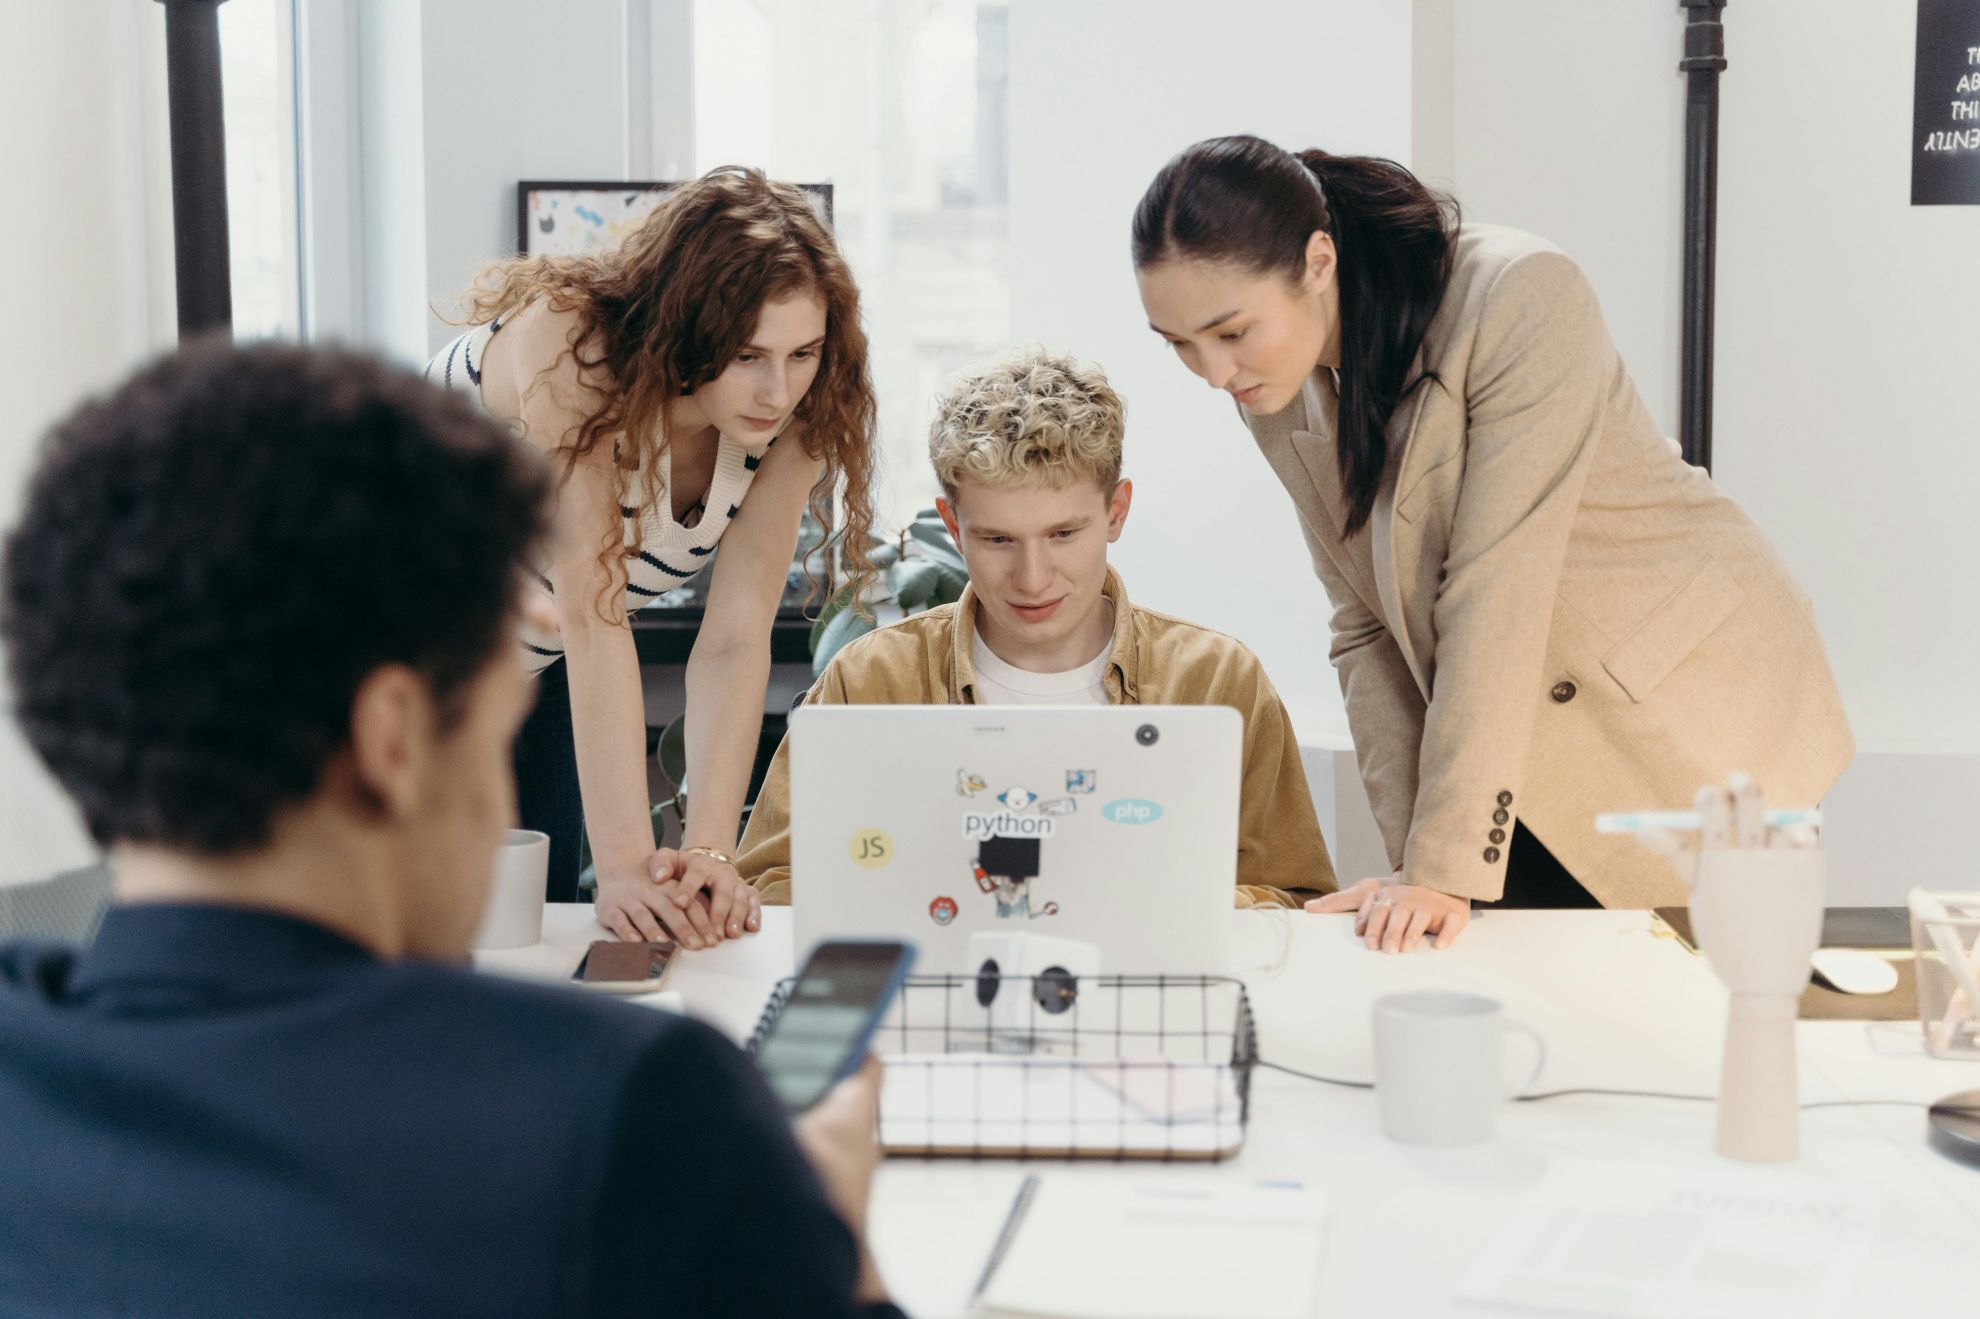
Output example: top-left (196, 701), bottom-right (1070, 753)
top-left (433, 166), bottom-right (881, 946)
top-left (0, 341), bottom-right (901, 1317)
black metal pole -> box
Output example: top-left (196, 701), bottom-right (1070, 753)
top-left (158, 0), bottom-right (233, 337)
top-left (1678, 0), bottom-right (1725, 472)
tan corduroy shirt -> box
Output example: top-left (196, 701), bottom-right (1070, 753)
top-left (1244, 225), bottom-right (1853, 908)
top-left (737, 569), bottom-right (1336, 908)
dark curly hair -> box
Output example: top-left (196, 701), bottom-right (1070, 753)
top-left (1, 339), bottom-right (550, 855)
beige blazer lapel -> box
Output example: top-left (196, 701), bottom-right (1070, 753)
top-left (1251, 372), bottom-right (1348, 542)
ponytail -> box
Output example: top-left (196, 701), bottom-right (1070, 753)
top-left (1133, 136), bottom-right (1457, 536)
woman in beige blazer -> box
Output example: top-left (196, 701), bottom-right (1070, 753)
top-left (1133, 135), bottom-right (1852, 952)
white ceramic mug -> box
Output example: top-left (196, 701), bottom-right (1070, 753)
top-left (473, 829), bottom-right (549, 951)
top-left (1372, 991), bottom-right (1545, 1146)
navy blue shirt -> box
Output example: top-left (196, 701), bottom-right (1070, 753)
top-left (0, 904), bottom-right (902, 1317)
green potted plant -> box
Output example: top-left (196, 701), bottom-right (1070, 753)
top-left (810, 507), bottom-right (970, 677)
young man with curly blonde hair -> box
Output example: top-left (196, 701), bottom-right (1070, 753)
top-left (737, 346), bottom-right (1335, 907)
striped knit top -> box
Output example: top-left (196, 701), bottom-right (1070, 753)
top-left (427, 316), bottom-right (774, 674)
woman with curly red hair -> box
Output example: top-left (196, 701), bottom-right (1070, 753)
top-left (432, 167), bottom-right (878, 946)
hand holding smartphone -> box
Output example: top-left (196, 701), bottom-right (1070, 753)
top-left (754, 940), bottom-right (915, 1112)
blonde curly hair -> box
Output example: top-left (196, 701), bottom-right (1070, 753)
top-left (928, 346), bottom-right (1124, 498)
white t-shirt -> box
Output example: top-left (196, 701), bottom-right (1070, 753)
top-left (969, 611), bottom-right (1114, 706)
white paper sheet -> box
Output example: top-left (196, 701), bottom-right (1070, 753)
top-left (1455, 1157), bottom-right (1883, 1319)
top-left (980, 1178), bottom-right (1327, 1319)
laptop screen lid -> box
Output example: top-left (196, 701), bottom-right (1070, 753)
top-left (789, 705), bottom-right (1239, 975)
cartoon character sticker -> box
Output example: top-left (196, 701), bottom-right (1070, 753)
top-left (929, 896), bottom-right (958, 926)
top-left (998, 786), bottom-right (1038, 812)
top-left (1039, 797), bottom-right (1078, 817)
top-left (972, 835), bottom-right (1058, 920)
top-left (1066, 770), bottom-right (1097, 794)
top-left (956, 770), bottom-right (987, 798)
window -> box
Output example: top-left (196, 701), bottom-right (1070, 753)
top-left (692, 0), bottom-right (1011, 532)
top-left (219, 0), bottom-right (303, 340)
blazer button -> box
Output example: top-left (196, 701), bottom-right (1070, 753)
top-left (1483, 847), bottom-right (1501, 864)
top-left (1489, 828), bottom-right (1506, 845)
top-left (1497, 790), bottom-right (1513, 806)
top-left (1493, 808), bottom-right (1510, 826)
top-left (1551, 681), bottom-right (1577, 704)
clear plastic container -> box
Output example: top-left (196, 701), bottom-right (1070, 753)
top-left (1909, 892), bottom-right (1980, 1060)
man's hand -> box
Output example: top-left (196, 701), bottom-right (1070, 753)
top-left (1307, 870), bottom-right (1473, 952)
top-left (793, 1056), bottom-right (889, 1306)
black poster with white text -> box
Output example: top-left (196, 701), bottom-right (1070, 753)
top-left (1913, 0), bottom-right (1980, 204)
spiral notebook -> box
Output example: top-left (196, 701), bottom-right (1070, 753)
top-left (971, 1175), bottom-right (1327, 1319)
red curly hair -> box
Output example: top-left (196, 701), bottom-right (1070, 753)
top-left (459, 166), bottom-right (877, 613)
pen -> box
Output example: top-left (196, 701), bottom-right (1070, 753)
top-left (1594, 808), bottom-right (1822, 835)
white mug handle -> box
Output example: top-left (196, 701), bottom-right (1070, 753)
top-left (1503, 1019), bottom-right (1547, 1099)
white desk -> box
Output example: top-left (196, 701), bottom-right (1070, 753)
top-left (479, 907), bottom-right (1980, 1317)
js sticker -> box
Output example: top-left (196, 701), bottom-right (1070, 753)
top-left (848, 829), bottom-right (894, 868)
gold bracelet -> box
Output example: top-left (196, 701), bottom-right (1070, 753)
top-left (681, 845), bottom-right (735, 867)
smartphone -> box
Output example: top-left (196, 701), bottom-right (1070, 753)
top-left (570, 940), bottom-right (675, 993)
top-left (754, 939), bottom-right (916, 1113)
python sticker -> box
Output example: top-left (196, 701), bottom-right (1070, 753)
top-left (1101, 799), bottom-right (1163, 825)
top-left (961, 810), bottom-right (1056, 842)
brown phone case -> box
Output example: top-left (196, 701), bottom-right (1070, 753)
top-left (578, 940), bottom-right (674, 983)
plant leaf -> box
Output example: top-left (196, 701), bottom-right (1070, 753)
top-left (867, 540), bottom-right (901, 569)
top-left (808, 578), bottom-right (862, 652)
top-left (931, 563), bottom-right (969, 607)
top-left (812, 606), bottom-right (879, 678)
top-left (907, 519), bottom-right (966, 570)
top-left (892, 559), bottom-right (945, 611)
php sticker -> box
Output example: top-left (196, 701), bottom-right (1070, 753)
top-left (1102, 799), bottom-right (1163, 825)
top-left (929, 896), bottom-right (958, 926)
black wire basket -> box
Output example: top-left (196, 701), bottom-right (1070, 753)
top-left (749, 973), bottom-right (1257, 1161)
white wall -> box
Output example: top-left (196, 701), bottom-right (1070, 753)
top-left (416, 0), bottom-right (632, 354)
top-left (1711, 3), bottom-right (1980, 757)
top-left (1006, 0), bottom-right (1413, 746)
top-left (1416, 1), bottom-right (1980, 899)
top-left (0, 0), bottom-right (172, 881)
top-left (312, 0), bottom-right (635, 363)
top-left (1434, 1), bottom-right (1687, 437)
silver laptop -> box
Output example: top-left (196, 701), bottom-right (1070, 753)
top-left (788, 705), bottom-right (1240, 975)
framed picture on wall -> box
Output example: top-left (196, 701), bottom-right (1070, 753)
top-left (516, 180), bottom-right (835, 257)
